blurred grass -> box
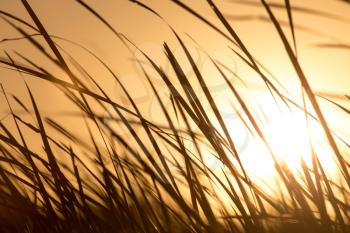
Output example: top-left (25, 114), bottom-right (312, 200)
top-left (0, 0), bottom-right (350, 233)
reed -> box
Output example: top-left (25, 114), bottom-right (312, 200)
top-left (0, 1), bottom-right (349, 232)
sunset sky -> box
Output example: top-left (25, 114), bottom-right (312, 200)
top-left (1, 1), bottom-right (350, 232)
top-left (1, 0), bottom-right (349, 180)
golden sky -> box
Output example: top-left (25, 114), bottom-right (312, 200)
top-left (1, 0), bottom-right (349, 103)
top-left (0, 0), bottom-right (349, 171)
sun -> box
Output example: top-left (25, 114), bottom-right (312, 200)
top-left (222, 97), bottom-right (337, 182)
top-left (263, 111), bottom-right (310, 169)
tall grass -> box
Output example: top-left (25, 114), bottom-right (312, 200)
top-left (0, 0), bottom-right (349, 232)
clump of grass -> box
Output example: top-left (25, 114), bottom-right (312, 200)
top-left (0, 0), bottom-right (350, 233)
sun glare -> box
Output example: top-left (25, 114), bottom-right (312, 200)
top-left (222, 97), bottom-right (338, 182)
top-left (263, 111), bottom-right (310, 168)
